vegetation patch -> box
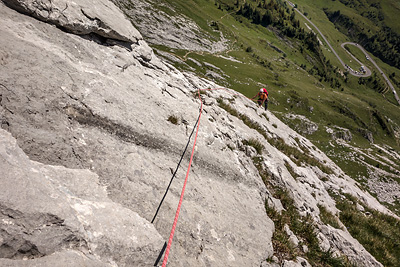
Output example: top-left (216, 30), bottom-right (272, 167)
top-left (260, 172), bottom-right (350, 266)
top-left (264, 195), bottom-right (298, 262)
top-left (217, 98), bottom-right (334, 174)
top-left (284, 160), bottom-right (299, 180)
top-left (336, 194), bottom-right (400, 267)
top-left (287, 90), bottom-right (310, 111)
top-left (372, 109), bottom-right (394, 137)
top-left (317, 204), bottom-right (341, 229)
top-left (243, 138), bottom-right (264, 154)
top-left (167, 115), bottom-right (179, 125)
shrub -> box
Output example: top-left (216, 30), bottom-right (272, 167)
top-left (318, 204), bottom-right (341, 229)
top-left (167, 115), bottom-right (179, 125)
top-left (244, 138), bottom-right (264, 154)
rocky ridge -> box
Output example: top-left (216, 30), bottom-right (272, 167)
top-left (0, 1), bottom-right (397, 266)
top-left (111, 0), bottom-right (229, 52)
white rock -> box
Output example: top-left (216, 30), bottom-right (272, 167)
top-left (356, 203), bottom-right (365, 212)
top-left (267, 195), bottom-right (285, 214)
top-left (284, 224), bottom-right (299, 247)
top-left (2, 0), bottom-right (142, 43)
top-left (0, 129), bottom-right (163, 265)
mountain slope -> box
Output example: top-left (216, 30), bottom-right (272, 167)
top-left (114, 0), bottom-right (400, 215)
top-left (1, 0), bottom-right (399, 266)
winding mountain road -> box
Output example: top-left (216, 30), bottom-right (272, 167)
top-left (287, 0), bottom-right (400, 105)
top-left (341, 42), bottom-right (371, 77)
top-left (342, 42), bottom-right (400, 104)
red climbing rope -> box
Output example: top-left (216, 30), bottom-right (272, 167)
top-left (160, 87), bottom-right (257, 266)
top-left (161, 88), bottom-right (204, 267)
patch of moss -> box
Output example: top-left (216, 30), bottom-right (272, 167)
top-left (167, 115), bottom-right (179, 125)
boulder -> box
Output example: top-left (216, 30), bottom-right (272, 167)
top-left (2, 0), bottom-right (142, 43)
top-left (285, 113), bottom-right (318, 135)
top-left (330, 126), bottom-right (352, 142)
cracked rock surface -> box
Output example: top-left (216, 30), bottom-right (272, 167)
top-left (0, 1), bottom-right (397, 266)
top-left (0, 2), bottom-right (272, 266)
top-left (0, 129), bottom-right (163, 265)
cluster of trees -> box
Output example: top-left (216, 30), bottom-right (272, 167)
top-left (235, 0), bottom-right (304, 39)
top-left (338, 0), bottom-right (384, 22)
top-left (230, 0), bottom-right (326, 59)
top-left (358, 73), bottom-right (387, 93)
top-left (366, 27), bottom-right (400, 69)
top-left (324, 8), bottom-right (400, 69)
top-left (228, 0), bottom-right (345, 88)
top-left (307, 61), bottom-right (343, 89)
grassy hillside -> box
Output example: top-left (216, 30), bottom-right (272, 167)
top-left (305, 0), bottom-right (400, 69)
top-left (141, 0), bottom-right (400, 185)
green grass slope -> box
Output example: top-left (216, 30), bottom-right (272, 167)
top-left (141, 0), bottom-right (400, 183)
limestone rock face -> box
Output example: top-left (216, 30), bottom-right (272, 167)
top-left (111, 0), bottom-right (229, 52)
top-left (0, 250), bottom-right (111, 267)
top-left (2, 0), bottom-right (142, 43)
top-left (327, 126), bottom-right (353, 142)
top-left (318, 225), bottom-right (383, 267)
top-left (285, 113), bottom-right (319, 135)
top-left (0, 1), bottom-right (397, 266)
top-left (0, 129), bottom-right (163, 265)
top-left (0, 2), bottom-right (273, 266)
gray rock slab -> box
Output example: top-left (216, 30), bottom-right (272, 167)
top-left (2, 0), bottom-right (142, 43)
top-left (0, 250), bottom-right (111, 267)
top-left (0, 128), bottom-right (163, 265)
top-left (0, 1), bottom-right (396, 266)
top-left (0, 3), bottom-right (273, 266)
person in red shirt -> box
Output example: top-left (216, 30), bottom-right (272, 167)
top-left (251, 88), bottom-right (269, 110)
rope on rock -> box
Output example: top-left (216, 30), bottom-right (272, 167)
top-left (161, 88), bottom-right (204, 267)
top-left (154, 86), bottom-right (258, 266)
top-left (151, 112), bottom-right (201, 224)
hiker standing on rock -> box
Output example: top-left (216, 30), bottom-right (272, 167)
top-left (251, 87), bottom-right (269, 110)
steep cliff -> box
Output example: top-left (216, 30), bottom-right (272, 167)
top-left (0, 1), bottom-right (397, 266)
